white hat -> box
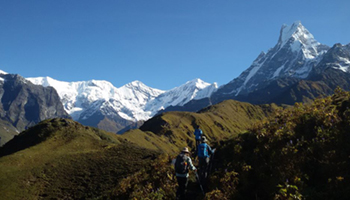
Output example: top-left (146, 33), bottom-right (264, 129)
top-left (181, 147), bottom-right (190, 153)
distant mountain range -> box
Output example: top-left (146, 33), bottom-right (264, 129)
top-left (26, 76), bottom-right (218, 133)
top-left (1, 21), bottom-right (349, 139)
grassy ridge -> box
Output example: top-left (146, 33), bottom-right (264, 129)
top-left (122, 100), bottom-right (278, 154)
top-left (1, 118), bottom-right (121, 157)
top-left (0, 118), bottom-right (160, 199)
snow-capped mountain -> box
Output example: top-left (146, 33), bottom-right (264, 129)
top-left (27, 76), bottom-right (217, 133)
top-left (145, 79), bottom-right (217, 112)
top-left (27, 77), bottom-right (165, 121)
top-left (211, 21), bottom-right (349, 104)
top-left (313, 43), bottom-right (350, 73)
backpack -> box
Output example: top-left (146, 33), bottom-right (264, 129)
top-left (194, 129), bottom-right (203, 140)
top-left (175, 154), bottom-right (189, 174)
top-left (198, 143), bottom-right (208, 158)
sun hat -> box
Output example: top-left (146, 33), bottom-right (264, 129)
top-left (182, 147), bottom-right (190, 153)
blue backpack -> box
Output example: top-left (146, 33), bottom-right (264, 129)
top-left (198, 143), bottom-right (209, 158)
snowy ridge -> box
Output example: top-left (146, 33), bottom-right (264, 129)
top-left (145, 78), bottom-right (217, 114)
top-left (27, 77), bottom-right (165, 121)
top-left (328, 44), bottom-right (350, 73)
top-left (336, 56), bottom-right (350, 72)
top-left (27, 77), bottom-right (217, 122)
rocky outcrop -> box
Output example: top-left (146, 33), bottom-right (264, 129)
top-left (0, 74), bottom-right (70, 142)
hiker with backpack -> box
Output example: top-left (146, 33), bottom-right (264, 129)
top-left (197, 137), bottom-right (214, 181)
top-left (194, 125), bottom-right (203, 151)
top-left (175, 147), bottom-right (197, 200)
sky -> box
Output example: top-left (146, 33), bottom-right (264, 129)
top-left (0, 1), bottom-right (349, 90)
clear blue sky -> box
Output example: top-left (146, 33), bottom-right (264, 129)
top-left (1, 0), bottom-right (349, 90)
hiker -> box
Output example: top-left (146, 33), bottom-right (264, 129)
top-left (175, 147), bottom-right (197, 200)
top-left (197, 137), bottom-right (214, 181)
top-left (194, 125), bottom-right (203, 150)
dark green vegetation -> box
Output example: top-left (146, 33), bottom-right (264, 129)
top-left (0, 100), bottom-right (276, 199)
top-left (212, 87), bottom-right (350, 199)
top-left (112, 88), bottom-right (350, 199)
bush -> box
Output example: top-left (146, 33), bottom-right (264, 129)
top-left (205, 88), bottom-right (350, 199)
top-left (110, 154), bottom-right (177, 199)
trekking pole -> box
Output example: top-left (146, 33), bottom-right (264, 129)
top-left (195, 171), bottom-right (205, 195)
top-left (209, 149), bottom-right (216, 174)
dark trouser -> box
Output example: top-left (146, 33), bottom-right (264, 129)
top-left (198, 157), bottom-right (210, 180)
top-left (176, 176), bottom-right (188, 200)
top-left (195, 139), bottom-right (201, 155)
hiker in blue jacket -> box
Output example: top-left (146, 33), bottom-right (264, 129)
top-left (197, 137), bottom-right (214, 180)
top-left (194, 125), bottom-right (203, 150)
top-left (175, 147), bottom-right (196, 200)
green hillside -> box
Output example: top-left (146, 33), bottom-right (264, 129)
top-left (121, 100), bottom-right (278, 154)
top-left (0, 118), bottom-right (160, 200)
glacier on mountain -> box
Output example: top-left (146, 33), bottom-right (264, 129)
top-left (337, 56), bottom-right (350, 72)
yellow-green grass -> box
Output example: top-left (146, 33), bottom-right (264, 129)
top-left (122, 100), bottom-right (278, 154)
top-left (0, 118), bottom-right (160, 200)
